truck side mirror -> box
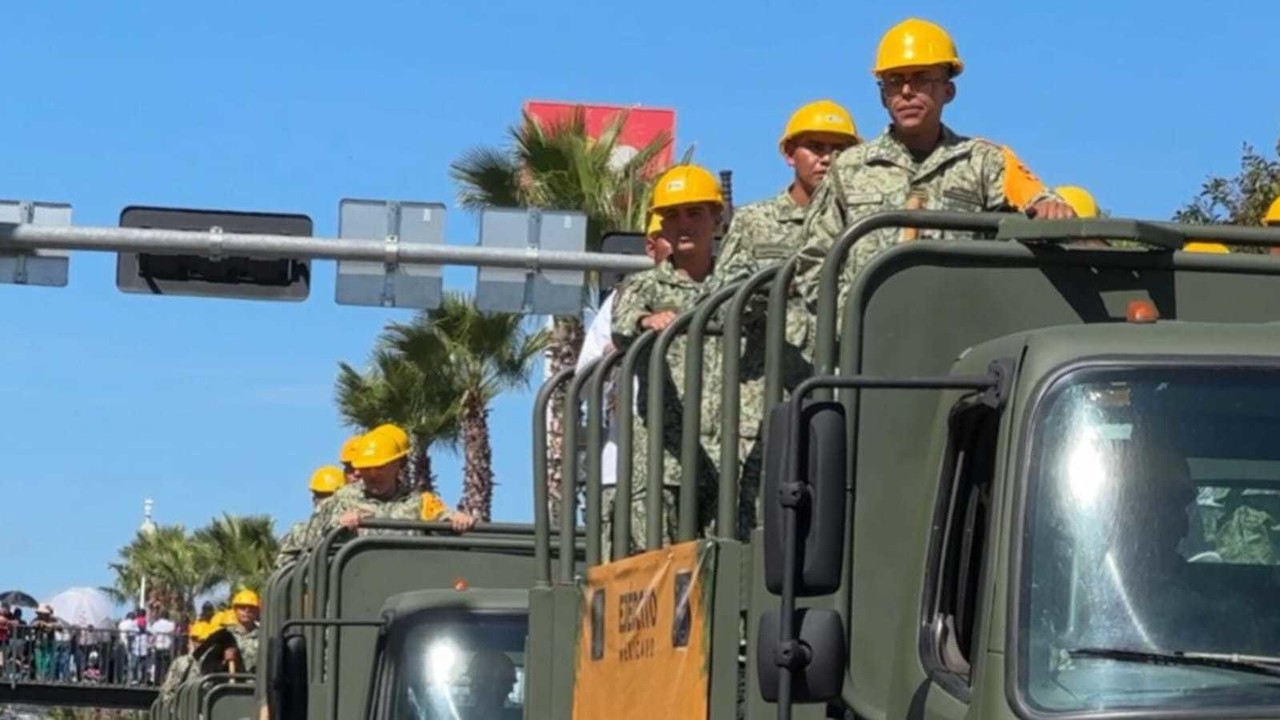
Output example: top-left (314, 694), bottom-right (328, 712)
top-left (763, 398), bottom-right (847, 596)
top-left (756, 608), bottom-right (846, 703)
top-left (273, 630), bottom-right (309, 720)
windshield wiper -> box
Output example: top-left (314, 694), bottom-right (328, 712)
top-left (1068, 647), bottom-right (1280, 679)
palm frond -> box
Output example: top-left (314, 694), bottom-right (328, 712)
top-left (449, 147), bottom-right (522, 210)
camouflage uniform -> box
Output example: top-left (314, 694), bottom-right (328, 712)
top-left (273, 482), bottom-right (451, 568)
top-left (229, 624), bottom-right (258, 673)
top-left (1213, 490), bottom-right (1280, 564)
top-left (273, 519), bottom-right (309, 568)
top-left (714, 190), bottom-right (808, 279)
top-left (610, 259), bottom-right (721, 556)
top-left (794, 125), bottom-right (1062, 340)
top-left (700, 189), bottom-right (817, 539)
top-left (159, 653), bottom-right (197, 702)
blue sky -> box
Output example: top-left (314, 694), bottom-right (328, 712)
top-left (1, 0), bottom-right (1276, 605)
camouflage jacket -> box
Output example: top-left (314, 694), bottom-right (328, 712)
top-left (713, 188), bottom-right (808, 286)
top-left (794, 124), bottom-right (1061, 315)
top-left (274, 483), bottom-right (451, 567)
top-left (273, 519), bottom-right (309, 568)
top-left (611, 258), bottom-right (722, 439)
top-left (230, 624), bottom-right (258, 673)
top-left (159, 653), bottom-right (196, 701)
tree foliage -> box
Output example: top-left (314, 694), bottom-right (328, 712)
top-left (449, 106), bottom-right (679, 520)
top-left (1175, 139), bottom-right (1280, 227)
top-left (104, 514), bottom-right (279, 621)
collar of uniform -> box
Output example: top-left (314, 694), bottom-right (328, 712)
top-left (774, 188), bottom-right (808, 223)
top-left (359, 481), bottom-right (408, 502)
top-left (657, 254), bottom-right (714, 285)
top-left (865, 124), bottom-right (971, 175)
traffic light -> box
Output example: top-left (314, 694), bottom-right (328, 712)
top-left (116, 206), bottom-right (314, 301)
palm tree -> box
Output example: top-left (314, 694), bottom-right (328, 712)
top-left (384, 293), bottom-right (550, 521)
top-left (336, 345), bottom-right (464, 495)
top-left (449, 106), bottom-right (673, 520)
top-left (104, 524), bottom-right (219, 621)
top-left (194, 514), bottom-right (279, 595)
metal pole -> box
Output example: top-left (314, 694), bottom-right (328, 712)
top-left (138, 499), bottom-right (155, 612)
top-left (0, 223), bottom-right (655, 271)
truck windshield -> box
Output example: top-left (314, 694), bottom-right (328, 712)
top-left (1021, 366), bottom-right (1280, 715)
top-left (386, 612), bottom-right (527, 720)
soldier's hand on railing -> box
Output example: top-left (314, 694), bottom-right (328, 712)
top-left (641, 311), bottom-right (678, 332)
top-left (449, 511), bottom-right (477, 533)
top-left (339, 509), bottom-right (371, 530)
top-left (1026, 199), bottom-right (1076, 220)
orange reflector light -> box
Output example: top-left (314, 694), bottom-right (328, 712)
top-left (1126, 300), bottom-right (1158, 324)
top-left (453, 578), bottom-right (468, 591)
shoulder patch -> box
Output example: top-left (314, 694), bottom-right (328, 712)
top-left (420, 492), bottom-right (448, 521)
top-left (998, 145), bottom-right (1047, 209)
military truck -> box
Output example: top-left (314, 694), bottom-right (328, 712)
top-left (148, 517), bottom-right (584, 720)
top-left (522, 210), bottom-right (1280, 720)
top-left (150, 208), bottom-right (1280, 720)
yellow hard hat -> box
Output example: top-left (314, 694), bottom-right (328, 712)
top-left (370, 424), bottom-right (410, 453)
top-left (1184, 241), bottom-right (1230, 254)
top-left (351, 431), bottom-right (409, 469)
top-left (646, 213), bottom-right (663, 237)
top-left (649, 164), bottom-right (724, 212)
top-left (1265, 196), bottom-right (1280, 226)
top-left (231, 589), bottom-right (260, 609)
top-left (1055, 186), bottom-right (1099, 219)
top-left (873, 18), bottom-right (963, 78)
top-left (339, 435), bottom-right (362, 464)
top-left (211, 609), bottom-right (237, 628)
top-left (309, 465), bottom-right (346, 494)
top-left (779, 100), bottom-right (860, 153)
top-left (187, 620), bottom-right (212, 642)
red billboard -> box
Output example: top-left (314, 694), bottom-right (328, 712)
top-left (522, 100), bottom-right (676, 169)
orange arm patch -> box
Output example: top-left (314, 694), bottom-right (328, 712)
top-left (1000, 145), bottom-right (1048, 209)
top-left (420, 493), bottom-right (448, 521)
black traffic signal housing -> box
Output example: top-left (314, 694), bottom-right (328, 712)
top-left (116, 205), bottom-right (313, 301)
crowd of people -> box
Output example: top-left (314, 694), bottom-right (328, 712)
top-left (1, 604), bottom-right (185, 687)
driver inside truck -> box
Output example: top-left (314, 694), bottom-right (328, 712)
top-left (1068, 431), bottom-right (1267, 655)
top-left (459, 649), bottom-right (520, 720)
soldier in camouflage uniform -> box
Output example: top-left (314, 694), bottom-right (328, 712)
top-left (597, 214), bottom-right (670, 562)
top-left (714, 99), bottom-right (861, 284)
top-left (275, 464), bottom-right (346, 566)
top-left (793, 17), bottom-right (1076, 337)
top-left (609, 163), bottom-right (726, 557)
top-left (274, 430), bottom-right (475, 568)
top-left (159, 620), bottom-right (212, 703)
top-left (224, 589), bottom-right (261, 673)
top-left (702, 101), bottom-right (862, 538)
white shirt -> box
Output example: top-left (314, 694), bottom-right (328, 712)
top-left (576, 292), bottom-right (634, 487)
top-left (150, 618), bottom-right (175, 651)
top-left (117, 618), bottom-right (135, 647)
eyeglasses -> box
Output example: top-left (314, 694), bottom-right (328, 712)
top-left (878, 72), bottom-right (948, 95)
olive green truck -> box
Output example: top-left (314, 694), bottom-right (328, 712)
top-left (155, 210), bottom-right (1280, 720)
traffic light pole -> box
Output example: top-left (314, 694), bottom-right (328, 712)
top-left (0, 222), bottom-right (654, 273)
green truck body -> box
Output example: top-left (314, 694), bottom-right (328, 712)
top-left (157, 210), bottom-right (1280, 720)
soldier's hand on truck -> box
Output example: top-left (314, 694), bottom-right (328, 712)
top-left (1025, 199), bottom-right (1077, 220)
top-left (641, 311), bottom-right (678, 332)
top-left (449, 511), bottom-right (477, 533)
top-left (339, 510), bottom-right (370, 530)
